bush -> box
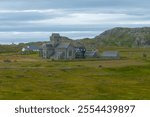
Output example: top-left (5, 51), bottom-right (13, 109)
top-left (143, 53), bottom-right (147, 59)
top-left (3, 59), bottom-right (11, 63)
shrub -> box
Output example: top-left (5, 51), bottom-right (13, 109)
top-left (3, 59), bottom-right (11, 63)
top-left (98, 65), bottom-right (102, 68)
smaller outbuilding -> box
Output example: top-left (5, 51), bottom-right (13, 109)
top-left (22, 45), bottom-right (40, 52)
top-left (101, 51), bottom-right (120, 59)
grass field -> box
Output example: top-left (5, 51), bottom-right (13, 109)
top-left (0, 47), bottom-right (150, 100)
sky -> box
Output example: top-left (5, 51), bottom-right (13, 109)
top-left (0, 0), bottom-right (150, 44)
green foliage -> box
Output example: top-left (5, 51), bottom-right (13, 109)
top-left (0, 45), bottom-right (22, 53)
top-left (3, 59), bottom-right (11, 63)
top-left (95, 27), bottom-right (150, 47)
top-left (0, 41), bottom-right (46, 54)
top-left (0, 47), bottom-right (150, 99)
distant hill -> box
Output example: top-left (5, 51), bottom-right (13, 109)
top-left (94, 27), bottom-right (150, 47)
top-left (1, 27), bottom-right (150, 53)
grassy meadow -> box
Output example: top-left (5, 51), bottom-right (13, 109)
top-left (0, 47), bottom-right (150, 99)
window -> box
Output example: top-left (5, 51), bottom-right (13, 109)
top-left (69, 50), bottom-right (72, 56)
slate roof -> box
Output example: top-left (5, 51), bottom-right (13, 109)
top-left (42, 43), bottom-right (53, 48)
top-left (56, 43), bottom-right (71, 49)
top-left (24, 45), bottom-right (40, 50)
top-left (101, 51), bottom-right (119, 57)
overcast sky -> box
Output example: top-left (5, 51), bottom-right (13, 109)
top-left (0, 0), bottom-right (150, 44)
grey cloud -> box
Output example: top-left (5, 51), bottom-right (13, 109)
top-left (0, 0), bottom-right (150, 9)
top-left (0, 0), bottom-right (150, 43)
top-left (0, 13), bottom-right (47, 21)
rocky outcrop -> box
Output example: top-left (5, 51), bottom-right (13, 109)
top-left (94, 27), bottom-right (150, 47)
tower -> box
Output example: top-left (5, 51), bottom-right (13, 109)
top-left (50, 33), bottom-right (61, 47)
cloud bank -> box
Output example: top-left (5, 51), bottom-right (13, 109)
top-left (0, 0), bottom-right (150, 43)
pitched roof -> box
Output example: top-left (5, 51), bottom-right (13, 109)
top-left (56, 43), bottom-right (71, 49)
top-left (42, 43), bottom-right (53, 48)
top-left (24, 45), bottom-right (40, 50)
top-left (102, 51), bottom-right (119, 57)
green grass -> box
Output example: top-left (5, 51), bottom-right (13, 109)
top-left (0, 48), bottom-right (150, 100)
